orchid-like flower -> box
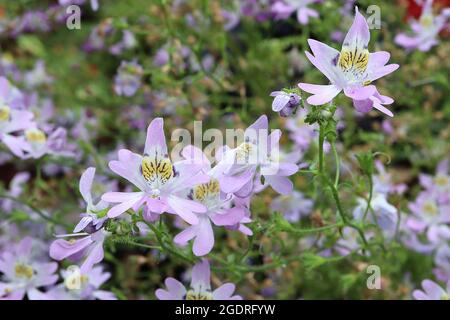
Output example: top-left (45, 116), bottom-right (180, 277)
top-left (101, 118), bottom-right (209, 225)
top-left (413, 279), bottom-right (450, 300)
top-left (42, 265), bottom-right (116, 300)
top-left (73, 167), bottom-right (109, 233)
top-left (298, 8), bottom-right (399, 117)
top-left (395, 0), bottom-right (450, 52)
top-left (217, 115), bottom-right (298, 197)
top-left (0, 237), bottom-right (58, 300)
top-left (156, 260), bottom-right (242, 300)
top-left (271, 0), bottom-right (320, 25)
top-left (173, 146), bottom-right (249, 256)
top-left (49, 228), bottom-right (108, 274)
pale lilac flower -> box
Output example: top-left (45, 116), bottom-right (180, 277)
top-left (217, 115), bottom-right (298, 197)
top-left (271, 0), bottom-right (320, 25)
top-left (73, 167), bottom-right (109, 233)
top-left (353, 193), bottom-right (398, 236)
top-left (109, 30), bottom-right (136, 55)
top-left (373, 160), bottom-right (407, 195)
top-left (298, 8), bottom-right (399, 117)
top-left (413, 279), bottom-right (450, 300)
top-left (419, 159), bottom-right (450, 203)
top-left (49, 229), bottom-right (108, 274)
top-left (271, 191), bottom-right (313, 222)
top-left (43, 266), bottom-right (116, 300)
top-left (173, 146), bottom-right (249, 256)
top-left (22, 127), bottom-right (75, 159)
top-left (395, 0), bottom-right (450, 52)
top-left (156, 260), bottom-right (242, 300)
top-left (0, 237), bottom-right (58, 300)
top-left (270, 91), bottom-right (301, 117)
top-left (101, 118), bottom-right (208, 225)
top-left (113, 60), bottom-right (143, 97)
top-left (23, 60), bottom-right (53, 89)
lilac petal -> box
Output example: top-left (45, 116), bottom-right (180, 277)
top-left (93, 290), bottom-right (117, 300)
top-left (0, 77), bottom-right (11, 97)
top-left (344, 85), bottom-right (376, 100)
top-left (212, 283), bottom-right (236, 300)
top-left (272, 94), bottom-right (290, 112)
top-left (368, 64), bottom-right (399, 82)
top-left (191, 260), bottom-right (211, 291)
top-left (298, 83), bottom-right (341, 105)
top-left (167, 196), bottom-right (200, 225)
top-left (144, 117), bottom-right (167, 155)
top-left (265, 175), bottom-right (293, 195)
top-left (247, 115), bottom-right (268, 132)
top-left (109, 149), bottom-right (147, 191)
top-left (49, 236), bottom-right (92, 261)
top-left (73, 216), bottom-right (93, 233)
top-left (353, 98), bottom-right (373, 113)
top-left (422, 280), bottom-right (445, 300)
top-left (193, 219), bottom-right (214, 256)
top-left (146, 197), bottom-right (167, 214)
top-left (164, 278), bottom-right (187, 299)
top-left (80, 241), bottom-right (104, 274)
top-left (1, 134), bottom-right (26, 158)
top-left (305, 40), bottom-right (341, 84)
top-left (412, 290), bottom-right (429, 300)
top-left (211, 207), bottom-right (246, 226)
top-left (395, 34), bottom-right (421, 49)
top-left (342, 7), bottom-right (370, 50)
top-left (102, 191), bottom-right (144, 203)
top-left (79, 167), bottom-right (95, 204)
top-left (372, 102), bottom-right (394, 117)
top-left (105, 193), bottom-right (144, 218)
top-left (174, 226), bottom-right (197, 246)
top-left (220, 169), bottom-right (255, 194)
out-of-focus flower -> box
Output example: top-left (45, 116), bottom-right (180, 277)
top-left (271, 0), bottom-right (320, 25)
top-left (373, 160), bottom-right (407, 195)
top-left (43, 266), bottom-right (116, 300)
top-left (101, 118), bottom-right (209, 224)
top-left (23, 60), bottom-right (53, 89)
top-left (298, 8), bottom-right (399, 117)
top-left (216, 115), bottom-right (298, 197)
top-left (156, 260), bottom-right (242, 300)
top-left (113, 60), bottom-right (143, 97)
top-left (353, 193), bottom-right (398, 236)
top-left (395, 0), bottom-right (450, 52)
top-left (413, 279), bottom-right (450, 300)
top-left (285, 107), bottom-right (317, 151)
top-left (271, 191), bottom-right (313, 222)
top-left (22, 127), bottom-right (75, 159)
top-left (270, 91), bottom-right (301, 117)
top-left (0, 237), bottom-right (58, 300)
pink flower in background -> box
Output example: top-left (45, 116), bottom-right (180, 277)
top-left (298, 8), bottom-right (399, 117)
top-left (156, 260), bottom-right (242, 300)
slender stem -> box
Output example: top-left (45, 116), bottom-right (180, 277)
top-left (280, 222), bottom-right (344, 235)
top-left (331, 142), bottom-right (340, 188)
top-left (362, 175), bottom-right (373, 221)
top-left (318, 123), bottom-right (325, 173)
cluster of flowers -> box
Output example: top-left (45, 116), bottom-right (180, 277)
top-left (0, 77), bottom-right (73, 160)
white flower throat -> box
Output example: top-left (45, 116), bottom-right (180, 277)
top-left (193, 179), bottom-right (221, 208)
top-left (338, 45), bottom-right (370, 84)
top-left (186, 289), bottom-right (213, 300)
top-left (14, 263), bottom-right (35, 280)
top-left (141, 153), bottom-right (175, 195)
